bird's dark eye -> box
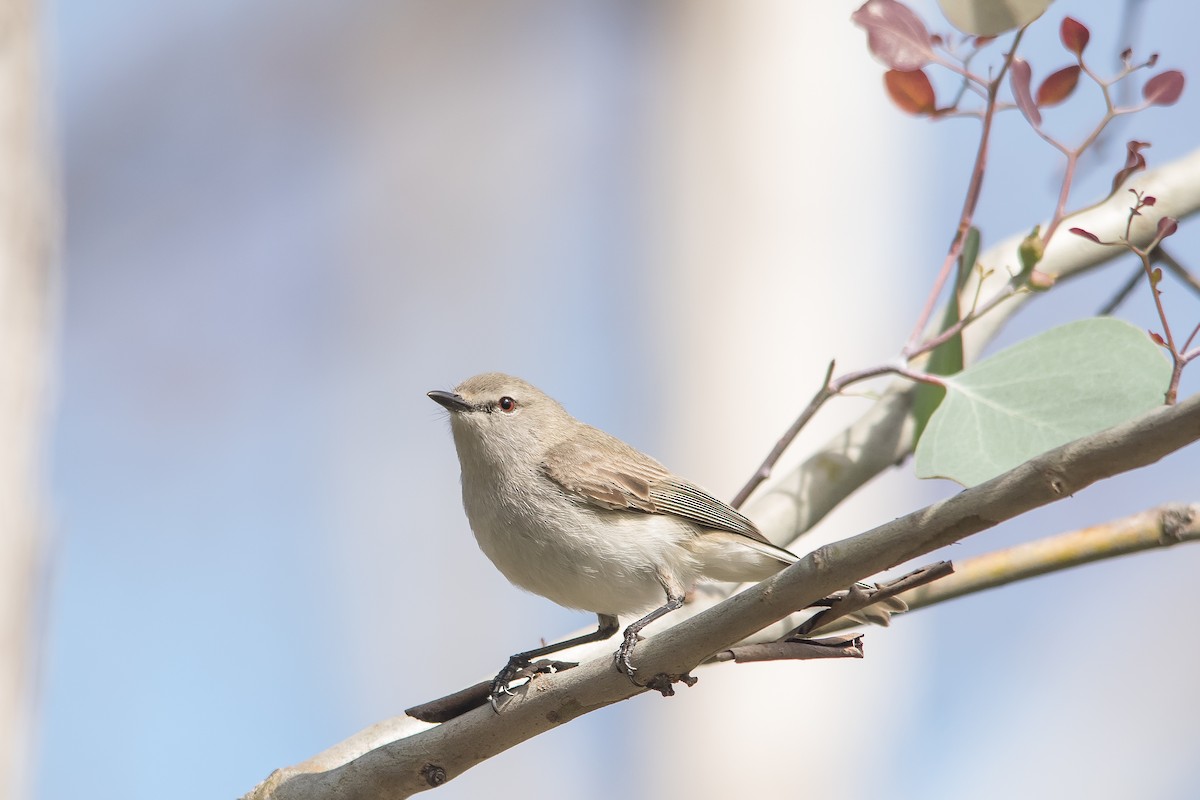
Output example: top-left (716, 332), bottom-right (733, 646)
top-left (498, 396), bottom-right (517, 413)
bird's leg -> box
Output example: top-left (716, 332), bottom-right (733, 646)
top-left (491, 613), bottom-right (620, 709)
top-left (615, 573), bottom-right (686, 681)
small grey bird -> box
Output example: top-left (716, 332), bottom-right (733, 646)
top-left (429, 372), bottom-right (800, 698)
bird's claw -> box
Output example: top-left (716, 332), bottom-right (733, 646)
top-left (614, 629), bottom-right (642, 681)
top-left (489, 656), bottom-right (528, 710)
top-left (489, 658), bottom-right (579, 712)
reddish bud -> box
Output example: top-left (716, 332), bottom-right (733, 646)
top-left (1149, 331), bottom-right (1167, 347)
top-left (1069, 227), bottom-right (1101, 243)
top-left (1156, 216), bottom-right (1179, 239)
top-left (1143, 196), bottom-right (1157, 207)
top-left (884, 68), bottom-right (937, 114)
top-left (1010, 57), bottom-right (1041, 126)
top-left (1060, 17), bottom-right (1089, 57)
top-left (852, 0), bottom-right (935, 71)
top-left (1147, 53), bottom-right (1160, 68)
top-left (1120, 47), bottom-right (1134, 66)
top-left (1028, 269), bottom-right (1056, 291)
top-left (1036, 65), bottom-right (1081, 107)
top-left (1143, 70), bottom-right (1185, 106)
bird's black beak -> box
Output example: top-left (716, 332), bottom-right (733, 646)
top-left (428, 390), bottom-right (472, 413)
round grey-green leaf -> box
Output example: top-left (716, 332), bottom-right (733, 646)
top-left (915, 318), bottom-right (1171, 487)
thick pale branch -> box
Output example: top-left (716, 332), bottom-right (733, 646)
top-left (244, 392), bottom-right (1200, 800)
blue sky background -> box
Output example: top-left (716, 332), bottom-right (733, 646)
top-left (35, 2), bottom-right (1200, 798)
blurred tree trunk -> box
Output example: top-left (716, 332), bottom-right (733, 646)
top-left (0, 0), bottom-right (56, 797)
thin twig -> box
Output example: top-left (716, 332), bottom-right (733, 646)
top-left (904, 27), bottom-right (1028, 356)
top-left (792, 561), bottom-right (954, 637)
top-left (731, 361), bottom-right (944, 509)
top-left (730, 360), bottom-right (835, 508)
top-left (1123, 199), bottom-right (1187, 403)
top-left (714, 634), bottom-right (864, 664)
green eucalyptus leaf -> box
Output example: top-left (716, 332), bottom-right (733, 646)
top-left (915, 318), bottom-right (1170, 486)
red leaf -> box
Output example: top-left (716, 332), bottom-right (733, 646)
top-left (851, 0), bottom-right (935, 71)
top-left (1010, 57), bottom-right (1041, 126)
top-left (1157, 216), bottom-right (1179, 239)
top-left (1036, 65), bottom-right (1081, 107)
top-left (1069, 227), bottom-right (1101, 243)
top-left (1111, 140), bottom-right (1150, 194)
top-left (1143, 70), bottom-right (1185, 106)
top-left (1060, 17), bottom-right (1089, 57)
top-left (1143, 196), bottom-right (1157, 207)
top-left (1149, 331), bottom-right (1167, 347)
top-left (884, 69), bottom-right (937, 114)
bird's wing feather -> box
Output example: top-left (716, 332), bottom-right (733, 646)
top-left (646, 479), bottom-right (768, 543)
top-left (540, 431), bottom-right (778, 548)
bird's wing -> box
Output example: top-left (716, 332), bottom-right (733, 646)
top-left (540, 436), bottom-right (663, 514)
top-left (540, 431), bottom-right (777, 548)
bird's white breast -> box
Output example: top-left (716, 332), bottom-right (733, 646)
top-left (459, 458), bottom-right (702, 616)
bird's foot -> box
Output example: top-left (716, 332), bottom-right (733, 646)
top-left (614, 629), bottom-right (698, 697)
top-left (614, 628), bottom-right (642, 681)
top-left (489, 655), bottom-right (528, 711)
top-left (490, 657), bottom-right (578, 713)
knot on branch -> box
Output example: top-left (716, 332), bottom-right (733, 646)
top-left (643, 672), bottom-right (698, 697)
top-left (420, 763), bottom-right (448, 787)
top-left (1040, 466), bottom-right (1071, 495)
top-left (1160, 504), bottom-right (1195, 544)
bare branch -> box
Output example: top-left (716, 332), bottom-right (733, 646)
top-left (808, 502), bottom-right (1200, 639)
top-left (796, 561), bottom-right (953, 636)
top-left (901, 502), bottom-right (1200, 610)
top-left (715, 634), bottom-right (865, 664)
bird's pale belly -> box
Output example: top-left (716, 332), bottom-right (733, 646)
top-left (466, 502), bottom-right (701, 617)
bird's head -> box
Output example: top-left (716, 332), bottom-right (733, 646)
top-left (428, 372), bottom-right (568, 468)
